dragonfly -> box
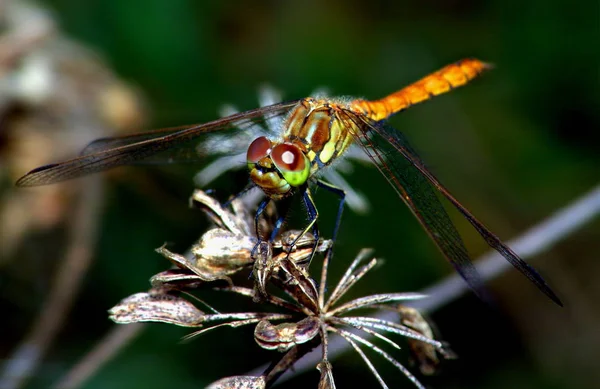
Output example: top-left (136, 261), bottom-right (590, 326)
top-left (16, 58), bottom-right (562, 306)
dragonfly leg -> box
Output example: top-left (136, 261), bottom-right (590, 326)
top-left (222, 183), bottom-right (256, 208)
top-left (269, 212), bottom-right (287, 242)
top-left (315, 180), bottom-right (346, 244)
top-left (289, 188), bottom-right (320, 267)
top-left (251, 198), bottom-right (272, 258)
top-left (251, 196), bottom-right (292, 255)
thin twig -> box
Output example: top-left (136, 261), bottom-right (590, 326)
top-left (263, 183), bottom-right (600, 383)
top-left (52, 323), bottom-right (144, 389)
top-left (0, 177), bottom-right (104, 389)
top-left (263, 337), bottom-right (321, 387)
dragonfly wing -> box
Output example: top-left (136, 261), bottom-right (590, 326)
top-left (339, 111), bottom-right (488, 300)
top-left (343, 110), bottom-right (562, 306)
top-left (78, 125), bottom-right (208, 156)
top-left (16, 101), bottom-right (298, 187)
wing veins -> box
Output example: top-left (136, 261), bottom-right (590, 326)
top-left (346, 110), bottom-right (561, 306)
top-left (340, 110), bottom-right (488, 300)
top-left (16, 101), bottom-right (298, 186)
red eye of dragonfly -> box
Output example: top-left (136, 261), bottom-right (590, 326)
top-left (247, 136), bottom-right (272, 164)
top-left (271, 143), bottom-right (310, 187)
top-left (271, 143), bottom-right (305, 172)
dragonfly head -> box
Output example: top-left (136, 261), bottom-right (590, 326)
top-left (246, 136), bottom-right (310, 200)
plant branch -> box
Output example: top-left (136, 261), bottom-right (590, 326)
top-left (0, 177), bottom-right (104, 389)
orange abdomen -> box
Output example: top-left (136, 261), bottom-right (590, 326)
top-left (351, 58), bottom-right (490, 121)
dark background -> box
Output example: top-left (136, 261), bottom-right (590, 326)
top-left (2, 0), bottom-right (599, 388)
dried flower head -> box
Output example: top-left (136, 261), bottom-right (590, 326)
top-left (108, 190), bottom-right (450, 388)
top-left (240, 249), bottom-right (452, 389)
top-left (109, 189), bottom-right (331, 333)
top-left (149, 189), bottom-right (330, 292)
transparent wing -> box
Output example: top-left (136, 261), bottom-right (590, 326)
top-left (16, 101), bottom-right (298, 187)
top-left (341, 109), bottom-right (562, 306)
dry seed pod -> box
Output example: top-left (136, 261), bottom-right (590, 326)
top-left (189, 189), bottom-right (252, 236)
top-left (206, 375), bottom-right (266, 389)
top-left (108, 292), bottom-right (205, 327)
top-left (397, 305), bottom-right (456, 375)
top-left (153, 189), bottom-right (256, 284)
top-left (254, 317), bottom-right (320, 352)
top-left (150, 269), bottom-right (206, 289)
top-left (157, 229), bottom-right (255, 284)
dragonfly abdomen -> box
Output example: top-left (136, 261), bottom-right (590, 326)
top-left (351, 58), bottom-right (490, 121)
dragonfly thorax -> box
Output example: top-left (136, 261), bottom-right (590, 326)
top-left (283, 98), bottom-right (355, 171)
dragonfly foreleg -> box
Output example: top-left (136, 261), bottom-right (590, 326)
top-left (222, 183), bottom-right (256, 209)
top-left (251, 196), bottom-right (292, 257)
top-left (290, 188), bottom-right (320, 267)
top-left (251, 198), bottom-right (272, 258)
top-left (315, 180), bottom-right (346, 244)
top-left (269, 210), bottom-right (288, 242)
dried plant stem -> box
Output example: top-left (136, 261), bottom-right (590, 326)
top-left (0, 177), bottom-right (104, 389)
top-left (263, 337), bottom-right (321, 387)
top-left (52, 323), bottom-right (144, 389)
top-left (414, 182), bottom-right (600, 311)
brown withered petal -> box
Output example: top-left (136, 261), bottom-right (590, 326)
top-left (254, 317), bottom-right (320, 352)
top-left (150, 269), bottom-right (205, 289)
top-left (396, 305), bottom-right (456, 375)
top-left (189, 189), bottom-right (252, 237)
top-left (156, 229), bottom-right (255, 284)
top-left (108, 292), bottom-right (205, 327)
top-left (317, 361), bottom-right (336, 389)
top-left (151, 189), bottom-right (257, 287)
top-left (269, 254), bottom-right (319, 313)
top-left (206, 375), bottom-right (266, 389)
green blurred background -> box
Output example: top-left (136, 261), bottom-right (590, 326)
top-left (1, 0), bottom-right (599, 388)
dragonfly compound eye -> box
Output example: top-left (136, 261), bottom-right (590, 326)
top-left (247, 136), bottom-right (272, 168)
top-left (271, 143), bottom-right (310, 187)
